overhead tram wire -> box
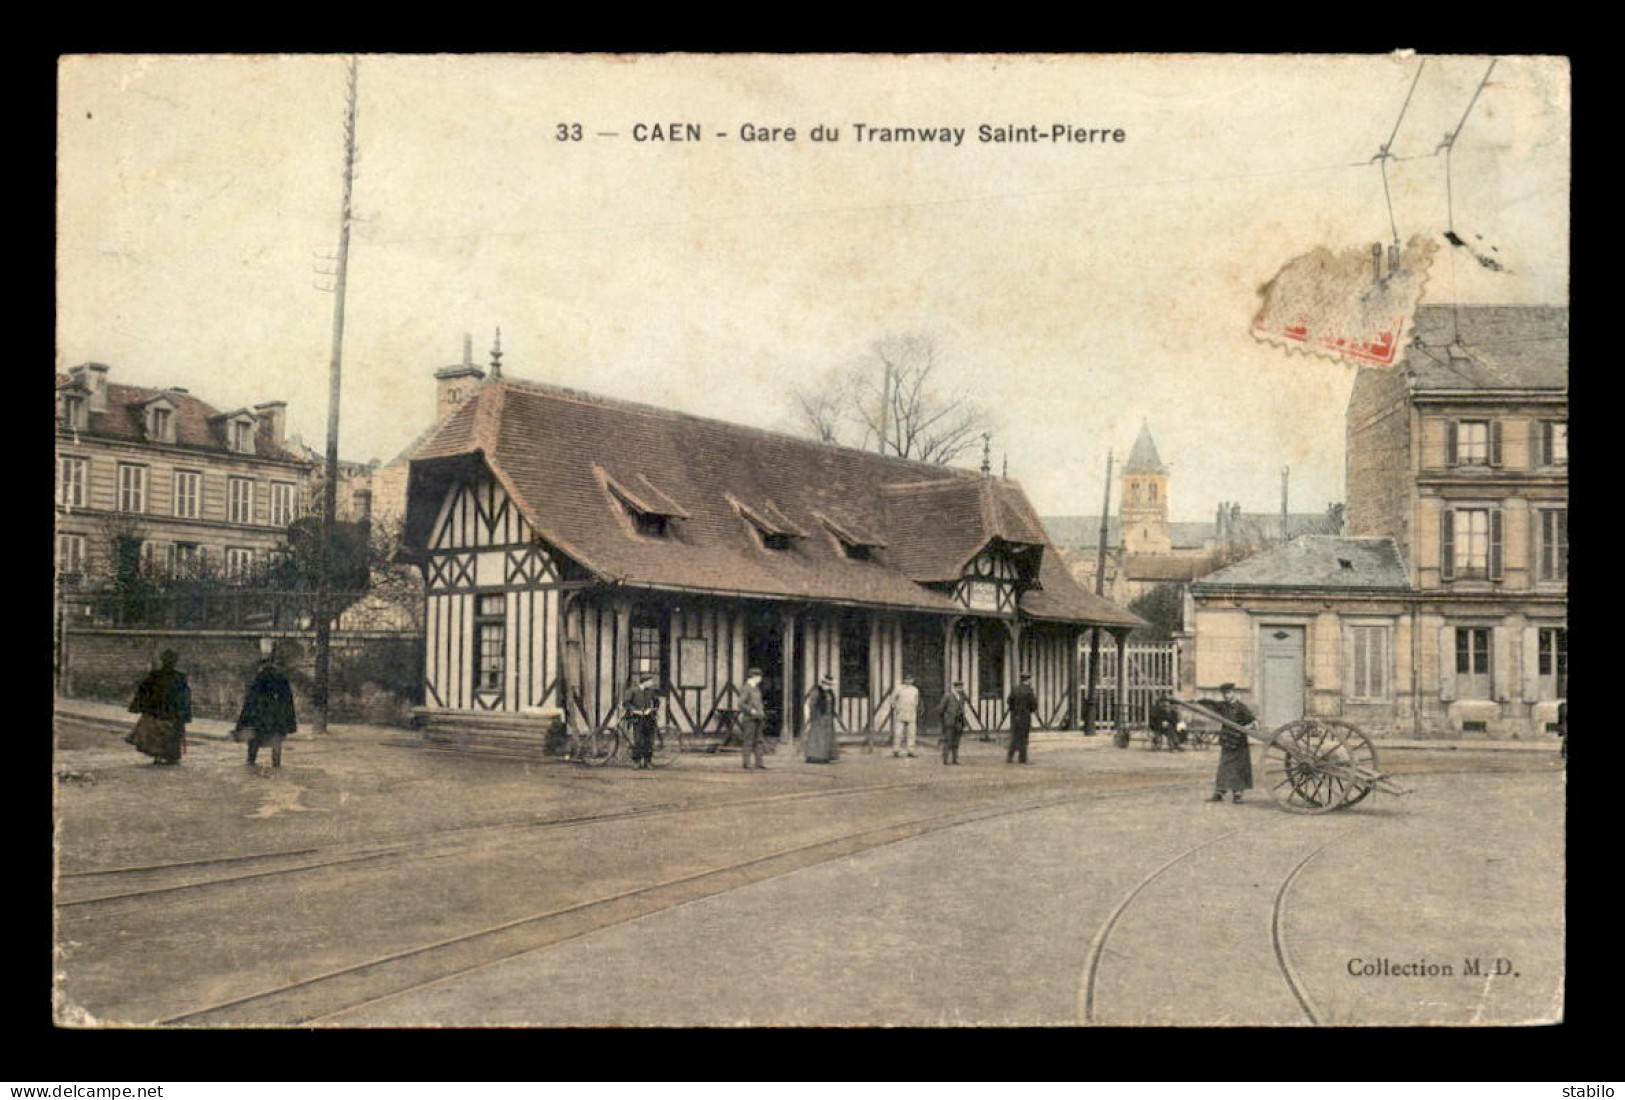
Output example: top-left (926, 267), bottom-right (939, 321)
top-left (1373, 58), bottom-right (1428, 250)
top-left (1436, 58), bottom-right (1500, 347)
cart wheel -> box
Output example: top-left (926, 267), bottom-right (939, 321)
top-left (1262, 719), bottom-right (1377, 813)
top-left (579, 725), bottom-right (620, 767)
top-left (649, 726), bottom-right (680, 768)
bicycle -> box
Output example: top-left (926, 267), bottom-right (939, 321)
top-left (573, 717), bottom-right (682, 768)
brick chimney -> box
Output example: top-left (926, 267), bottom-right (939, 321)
top-left (69, 362), bottom-right (111, 413)
top-left (254, 401), bottom-right (287, 445)
top-left (434, 333), bottom-right (485, 423)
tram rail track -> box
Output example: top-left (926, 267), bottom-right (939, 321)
top-left (160, 783), bottom-right (1191, 1026)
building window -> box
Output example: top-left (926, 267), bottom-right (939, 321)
top-left (229, 477), bottom-right (254, 525)
top-left (61, 394), bottom-right (87, 431)
top-left (57, 456), bottom-right (87, 509)
top-left (270, 482), bottom-right (297, 527)
top-left (1449, 420), bottom-right (1498, 466)
top-left (1348, 625), bottom-right (1391, 701)
top-left (1537, 509), bottom-right (1567, 582)
top-left (633, 511), bottom-right (668, 538)
top-left (1542, 421), bottom-right (1568, 466)
top-left (475, 593), bottom-right (506, 694)
top-left (977, 619), bottom-right (1005, 699)
top-left (1455, 627), bottom-right (1492, 699)
top-left (629, 610), bottom-right (666, 682)
top-left (56, 533), bottom-right (86, 577)
top-left (173, 470), bottom-right (201, 519)
top-left (175, 543), bottom-right (202, 577)
top-left (839, 614), bottom-right (870, 698)
top-left (1442, 507), bottom-right (1503, 581)
top-left (147, 405), bottom-right (174, 443)
top-left (225, 547), bottom-right (255, 581)
top-left (229, 419), bottom-right (255, 453)
top-left (141, 541), bottom-right (174, 578)
top-left (1538, 627), bottom-right (1567, 698)
top-left (117, 463), bottom-right (147, 513)
top-left (1453, 509), bottom-right (1488, 577)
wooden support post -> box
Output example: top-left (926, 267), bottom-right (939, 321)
top-left (1084, 627), bottom-right (1102, 736)
top-left (1066, 626), bottom-right (1081, 731)
top-left (612, 597), bottom-right (632, 722)
top-left (1114, 628), bottom-right (1129, 742)
top-left (781, 607), bottom-right (799, 743)
top-left (1004, 617), bottom-right (1023, 732)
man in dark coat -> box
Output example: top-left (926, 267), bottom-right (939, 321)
top-left (127, 649), bottom-right (192, 765)
top-left (1197, 682), bottom-right (1255, 802)
top-left (235, 655), bottom-right (298, 768)
top-left (939, 680), bottom-right (970, 765)
top-left (1006, 672), bottom-right (1039, 764)
top-left (1149, 691), bottom-right (1181, 751)
top-left (623, 672), bottom-right (661, 770)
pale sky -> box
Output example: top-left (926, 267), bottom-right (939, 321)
top-left (56, 54), bottom-right (1569, 520)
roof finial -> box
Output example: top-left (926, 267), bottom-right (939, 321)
top-left (980, 433), bottom-right (992, 476)
top-left (1002, 453), bottom-right (1008, 478)
top-left (490, 326), bottom-right (503, 379)
top-left (463, 333), bottom-right (473, 366)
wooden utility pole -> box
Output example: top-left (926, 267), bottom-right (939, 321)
top-left (1083, 450), bottom-right (1113, 736)
top-left (311, 56), bottom-right (359, 737)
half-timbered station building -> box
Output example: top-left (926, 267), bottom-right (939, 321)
top-left (402, 378), bottom-right (1143, 747)
top-left (55, 362), bottom-right (312, 587)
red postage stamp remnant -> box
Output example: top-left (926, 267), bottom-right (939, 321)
top-left (1252, 235), bottom-right (1437, 368)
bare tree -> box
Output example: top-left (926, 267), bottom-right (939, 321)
top-left (791, 334), bottom-right (994, 465)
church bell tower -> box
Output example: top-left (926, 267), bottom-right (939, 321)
top-left (1120, 421), bottom-right (1171, 555)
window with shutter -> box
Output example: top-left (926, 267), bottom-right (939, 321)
top-left (1489, 509), bottom-right (1504, 581)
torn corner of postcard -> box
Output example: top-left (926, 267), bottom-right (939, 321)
top-left (1251, 234), bottom-right (1439, 369)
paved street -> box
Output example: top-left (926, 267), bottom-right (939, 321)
top-left (53, 703), bottom-right (1564, 1028)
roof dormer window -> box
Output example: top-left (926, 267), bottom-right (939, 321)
top-left (229, 416), bottom-right (256, 454)
top-left (145, 401), bottom-right (176, 443)
top-left (732, 496), bottom-right (807, 553)
top-left (597, 467), bottom-right (689, 540)
top-left (816, 513), bottom-right (886, 562)
top-left (61, 394), bottom-right (87, 431)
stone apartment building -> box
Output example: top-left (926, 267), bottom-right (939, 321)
top-left (55, 362), bottom-right (313, 587)
top-left (1344, 304), bottom-right (1567, 737)
top-left (1187, 304), bottom-right (1567, 739)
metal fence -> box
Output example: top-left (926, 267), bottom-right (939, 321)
top-left (56, 588), bottom-right (372, 631)
top-left (1088, 641), bottom-right (1179, 731)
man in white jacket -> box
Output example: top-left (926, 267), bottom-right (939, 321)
top-left (890, 675), bottom-right (921, 758)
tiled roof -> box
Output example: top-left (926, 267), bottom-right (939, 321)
top-left (56, 373), bottom-right (305, 463)
top-left (1120, 554), bottom-right (1211, 582)
top-left (1405, 305), bottom-right (1568, 391)
top-left (1190, 536), bottom-right (1412, 592)
top-left (411, 379), bottom-right (1142, 627)
top-left (1042, 516), bottom-right (1216, 550)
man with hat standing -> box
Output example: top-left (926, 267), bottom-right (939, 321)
top-left (234, 651), bottom-right (298, 769)
top-left (1197, 682), bottom-right (1256, 802)
top-left (1006, 672), bottom-right (1039, 764)
top-left (623, 672), bottom-right (661, 770)
top-left (740, 667), bottom-right (767, 770)
top-left (939, 679), bottom-right (970, 765)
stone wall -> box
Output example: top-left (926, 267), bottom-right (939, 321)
top-left (61, 629), bottom-right (423, 725)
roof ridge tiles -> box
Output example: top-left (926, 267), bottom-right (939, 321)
top-left (494, 377), bottom-right (990, 478)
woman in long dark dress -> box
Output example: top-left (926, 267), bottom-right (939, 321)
top-left (126, 649), bottom-right (192, 765)
top-left (805, 674), bottom-right (839, 763)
